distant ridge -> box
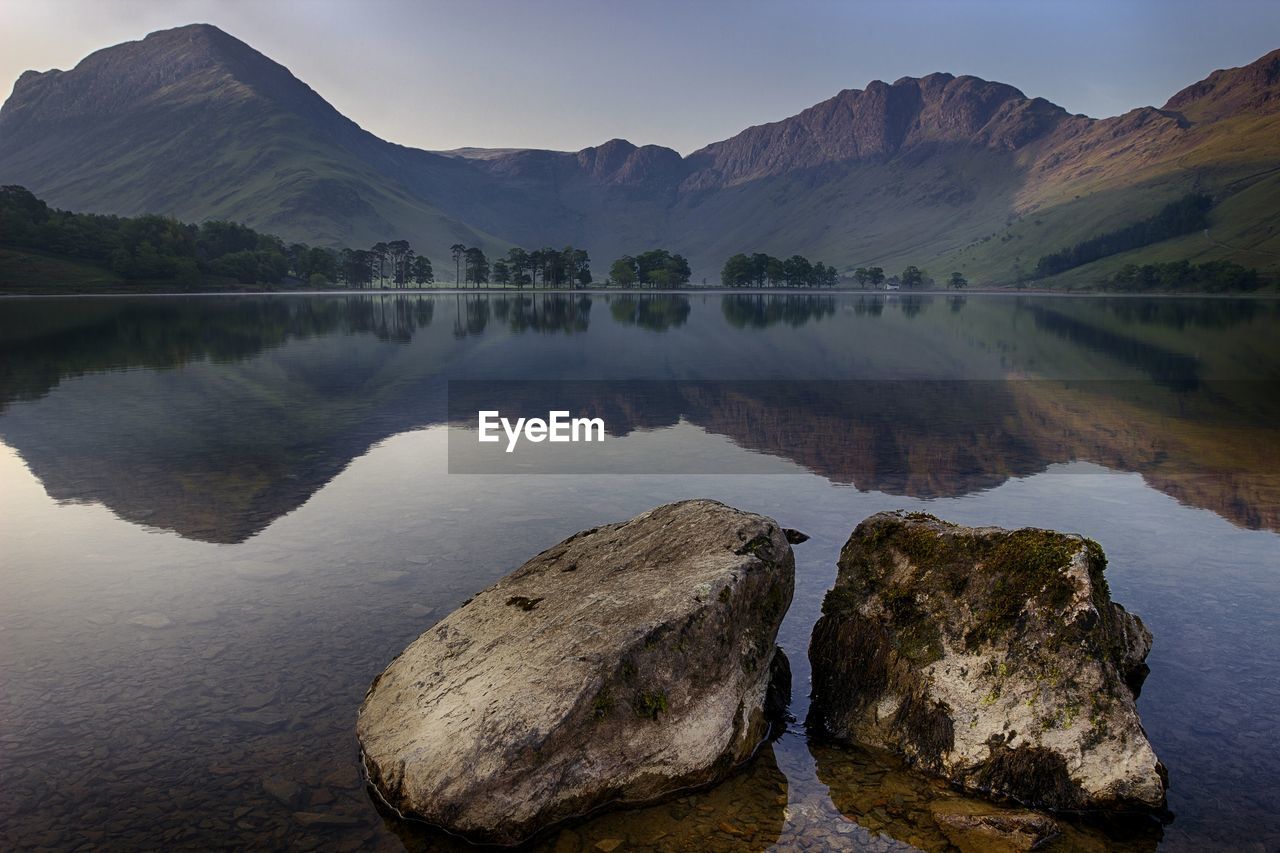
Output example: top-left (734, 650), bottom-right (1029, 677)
top-left (2, 24), bottom-right (1277, 282)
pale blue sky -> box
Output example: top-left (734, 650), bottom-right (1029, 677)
top-left (2, 0), bottom-right (1278, 153)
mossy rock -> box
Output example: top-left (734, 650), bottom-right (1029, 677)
top-left (807, 511), bottom-right (1166, 817)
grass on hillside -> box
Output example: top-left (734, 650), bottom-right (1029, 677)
top-left (929, 110), bottom-right (1280, 287)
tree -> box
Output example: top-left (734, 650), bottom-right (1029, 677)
top-left (853, 267), bottom-right (869, 286)
top-left (450, 243), bottom-right (466, 287)
top-left (559, 246), bottom-right (578, 288)
top-left (949, 271), bottom-right (968, 289)
top-left (1034, 193), bottom-right (1213, 278)
top-left (726, 251), bottom-right (836, 288)
top-left (195, 220), bottom-right (261, 259)
top-left (371, 242), bottom-right (389, 287)
top-left (341, 248), bottom-right (373, 287)
top-left (287, 242), bottom-right (309, 278)
top-left (492, 258), bottom-right (510, 287)
top-left (388, 239), bottom-right (411, 287)
top-left (783, 255), bottom-right (813, 287)
top-left (539, 246), bottom-right (566, 287)
top-left (765, 256), bottom-right (785, 287)
top-left (572, 248), bottom-right (592, 287)
top-left (610, 255), bottom-right (638, 287)
top-left (813, 262), bottom-right (838, 287)
top-left (901, 265), bottom-right (925, 288)
top-left (1109, 259), bottom-right (1260, 292)
top-left (721, 253), bottom-right (752, 287)
top-left (292, 246), bottom-right (322, 283)
top-left (635, 249), bottom-right (669, 286)
top-left (304, 246), bottom-right (337, 283)
top-left (0, 184), bottom-right (369, 288)
top-left (411, 254), bottom-right (434, 286)
top-left (867, 267), bottom-right (885, 287)
top-left (400, 248), bottom-right (417, 288)
top-left (665, 253), bottom-right (691, 287)
top-left (464, 246), bottom-right (489, 286)
top-left (505, 247), bottom-right (530, 289)
top-left (632, 249), bottom-right (690, 288)
top-left (528, 249), bottom-right (543, 288)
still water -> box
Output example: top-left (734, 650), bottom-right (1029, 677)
top-left (0, 292), bottom-right (1277, 851)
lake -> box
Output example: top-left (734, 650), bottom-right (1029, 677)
top-left (1, 292), bottom-right (1277, 851)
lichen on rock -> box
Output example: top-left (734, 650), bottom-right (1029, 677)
top-left (807, 511), bottom-right (1166, 815)
top-left (357, 499), bottom-right (794, 846)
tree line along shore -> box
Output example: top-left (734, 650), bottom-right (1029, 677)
top-left (0, 186), bottom-right (1268, 293)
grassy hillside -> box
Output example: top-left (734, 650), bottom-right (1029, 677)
top-left (933, 110), bottom-right (1280, 286)
top-left (667, 147), bottom-right (1024, 282)
top-left (4, 103), bottom-right (515, 276)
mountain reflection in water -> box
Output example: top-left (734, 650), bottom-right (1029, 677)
top-left (0, 293), bottom-right (1275, 542)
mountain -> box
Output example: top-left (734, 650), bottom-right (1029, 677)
top-left (0, 25), bottom-right (522, 267)
top-left (1164, 48), bottom-right (1280, 122)
top-left (1, 24), bottom-right (1277, 283)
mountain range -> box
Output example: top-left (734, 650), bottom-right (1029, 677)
top-left (1, 23), bottom-right (1278, 284)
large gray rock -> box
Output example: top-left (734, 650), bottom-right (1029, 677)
top-left (357, 499), bottom-right (794, 845)
top-left (808, 511), bottom-right (1166, 815)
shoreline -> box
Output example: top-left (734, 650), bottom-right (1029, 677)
top-left (2, 286), bottom-right (1278, 299)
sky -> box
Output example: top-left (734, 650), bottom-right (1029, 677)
top-left (1, 0), bottom-right (1278, 154)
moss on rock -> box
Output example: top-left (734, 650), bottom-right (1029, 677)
top-left (807, 510), bottom-right (1166, 817)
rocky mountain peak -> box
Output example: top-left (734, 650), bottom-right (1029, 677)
top-left (576, 138), bottom-right (683, 185)
top-left (575, 137), bottom-right (638, 177)
top-left (1164, 48), bottom-right (1280, 122)
top-left (684, 70), bottom-right (1061, 188)
top-left (0, 22), bottom-right (333, 131)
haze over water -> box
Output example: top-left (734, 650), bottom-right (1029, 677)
top-left (1, 292), bottom-right (1278, 851)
